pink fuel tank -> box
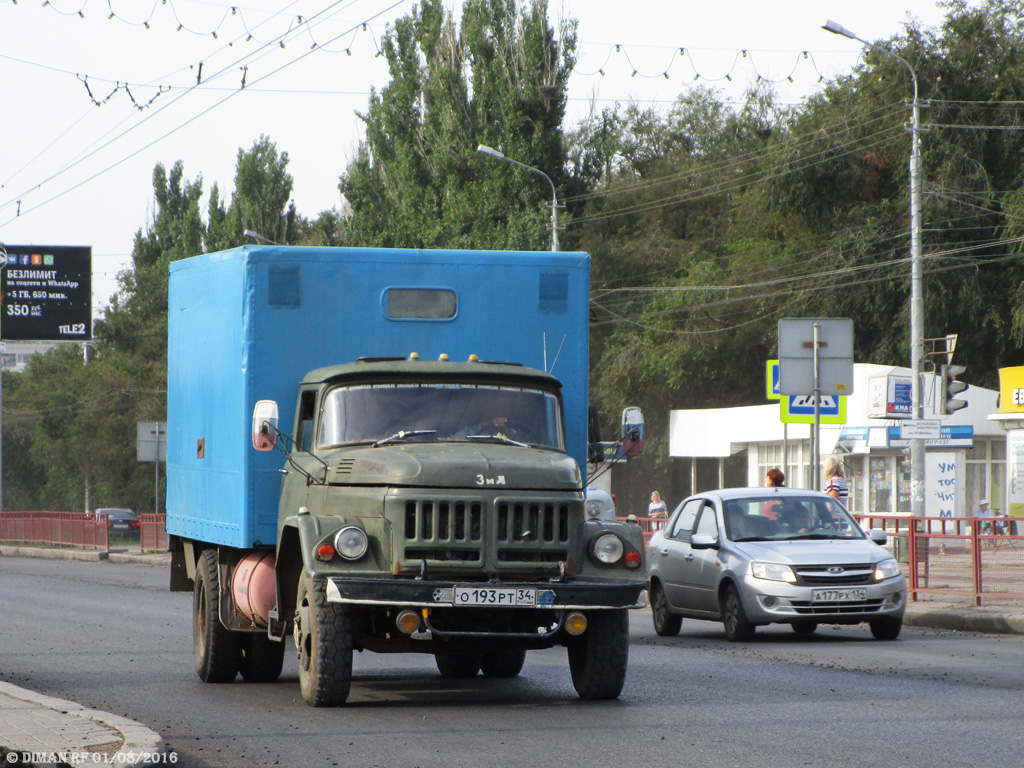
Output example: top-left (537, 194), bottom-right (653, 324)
top-left (231, 551), bottom-right (277, 628)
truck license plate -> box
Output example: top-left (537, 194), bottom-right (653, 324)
top-left (811, 588), bottom-right (867, 603)
top-left (453, 587), bottom-right (537, 606)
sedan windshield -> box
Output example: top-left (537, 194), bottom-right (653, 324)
top-left (318, 382), bottom-right (565, 450)
top-left (723, 496), bottom-right (863, 542)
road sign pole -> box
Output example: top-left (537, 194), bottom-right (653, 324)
top-left (813, 322), bottom-right (821, 491)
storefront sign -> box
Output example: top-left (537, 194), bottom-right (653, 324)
top-left (839, 425), bottom-right (974, 451)
top-left (867, 374), bottom-right (913, 419)
top-left (998, 366), bottom-right (1024, 413)
top-left (888, 425), bottom-right (974, 449)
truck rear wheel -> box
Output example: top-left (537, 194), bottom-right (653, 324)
top-left (567, 609), bottom-right (629, 700)
top-left (194, 549), bottom-right (241, 683)
top-left (295, 571), bottom-right (353, 706)
top-left (480, 649), bottom-right (526, 678)
top-left (434, 653), bottom-right (481, 678)
top-left (239, 633), bottom-right (285, 683)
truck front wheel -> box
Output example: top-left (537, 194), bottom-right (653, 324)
top-left (194, 549), bottom-right (241, 683)
top-left (567, 609), bottom-right (629, 700)
top-left (294, 571), bottom-right (353, 706)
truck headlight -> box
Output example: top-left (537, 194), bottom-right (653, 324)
top-left (334, 526), bottom-right (368, 560)
top-left (752, 561), bottom-right (797, 583)
top-left (873, 558), bottom-right (902, 581)
top-left (590, 533), bottom-right (624, 565)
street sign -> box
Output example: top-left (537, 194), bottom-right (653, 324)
top-left (901, 420), bottom-right (941, 440)
top-left (780, 394), bottom-right (847, 425)
top-left (766, 359), bottom-right (781, 400)
top-left (777, 318), bottom-right (854, 396)
top-left (137, 421), bottom-right (167, 462)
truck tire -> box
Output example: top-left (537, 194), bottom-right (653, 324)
top-left (567, 609), bottom-right (629, 700)
top-left (480, 649), bottom-right (526, 678)
top-left (434, 653), bottom-right (481, 678)
top-left (239, 633), bottom-right (286, 683)
top-left (294, 571), bottom-right (353, 706)
top-left (194, 549), bottom-right (242, 683)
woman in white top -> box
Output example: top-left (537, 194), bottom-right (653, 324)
top-left (824, 456), bottom-right (849, 505)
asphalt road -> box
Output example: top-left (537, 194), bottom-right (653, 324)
top-left (1, 556), bottom-right (1021, 768)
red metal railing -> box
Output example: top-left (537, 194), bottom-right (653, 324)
top-left (139, 513), bottom-right (168, 552)
top-left (854, 513), bottom-right (1024, 606)
top-left (0, 511), bottom-right (109, 549)
top-left (0, 512), bottom-right (168, 553)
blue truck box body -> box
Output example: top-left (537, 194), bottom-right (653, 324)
top-left (165, 246), bottom-right (591, 550)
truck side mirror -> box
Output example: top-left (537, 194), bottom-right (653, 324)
top-left (621, 406), bottom-right (644, 456)
top-left (253, 400), bottom-right (280, 451)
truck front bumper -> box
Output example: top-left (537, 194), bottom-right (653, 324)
top-left (325, 576), bottom-right (645, 611)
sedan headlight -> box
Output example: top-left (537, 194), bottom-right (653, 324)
top-left (590, 533), bottom-right (625, 564)
top-left (334, 526), bottom-right (369, 561)
top-left (752, 561), bottom-right (797, 583)
top-left (873, 558), bottom-right (902, 581)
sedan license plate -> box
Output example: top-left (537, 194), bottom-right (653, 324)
top-left (453, 587), bottom-right (537, 607)
top-left (812, 588), bottom-right (867, 603)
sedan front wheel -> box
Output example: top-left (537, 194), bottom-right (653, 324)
top-left (651, 583), bottom-right (682, 637)
top-left (722, 584), bottom-right (756, 642)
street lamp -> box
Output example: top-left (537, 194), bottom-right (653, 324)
top-left (243, 229), bottom-right (279, 245)
top-left (477, 144), bottom-right (560, 251)
top-left (823, 19), bottom-right (926, 517)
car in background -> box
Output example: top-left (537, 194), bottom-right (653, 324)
top-left (94, 508), bottom-right (141, 539)
top-left (647, 487), bottom-right (906, 641)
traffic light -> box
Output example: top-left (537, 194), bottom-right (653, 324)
top-left (939, 364), bottom-right (968, 415)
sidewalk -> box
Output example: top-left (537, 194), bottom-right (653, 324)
top-left (0, 683), bottom-right (165, 767)
top-left (1, 547), bottom-right (169, 766)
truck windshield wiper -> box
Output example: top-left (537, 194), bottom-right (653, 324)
top-left (464, 433), bottom-right (530, 448)
top-left (372, 429), bottom-right (438, 447)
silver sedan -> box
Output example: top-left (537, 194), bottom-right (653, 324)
top-left (647, 487), bottom-right (907, 641)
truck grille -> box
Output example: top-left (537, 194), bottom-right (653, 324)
top-left (398, 495), bottom-right (575, 573)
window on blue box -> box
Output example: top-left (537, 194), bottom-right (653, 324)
top-left (386, 288), bottom-right (456, 320)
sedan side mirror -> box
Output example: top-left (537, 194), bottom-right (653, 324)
top-left (252, 400), bottom-right (280, 451)
top-left (690, 533), bottom-right (719, 550)
top-left (868, 528), bottom-right (888, 545)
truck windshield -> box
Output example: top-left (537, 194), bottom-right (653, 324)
top-left (318, 383), bottom-right (565, 450)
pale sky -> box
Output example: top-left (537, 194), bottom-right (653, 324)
top-left (0, 0), bottom-right (955, 315)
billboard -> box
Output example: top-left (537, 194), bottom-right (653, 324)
top-left (0, 245), bottom-right (92, 341)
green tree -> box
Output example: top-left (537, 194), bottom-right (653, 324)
top-left (339, 0), bottom-right (579, 250)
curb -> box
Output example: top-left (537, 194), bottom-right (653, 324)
top-left (0, 545), bottom-right (106, 562)
top-left (904, 605), bottom-right (1024, 635)
top-left (0, 682), bottom-right (165, 767)
top-left (0, 546), bottom-right (170, 567)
